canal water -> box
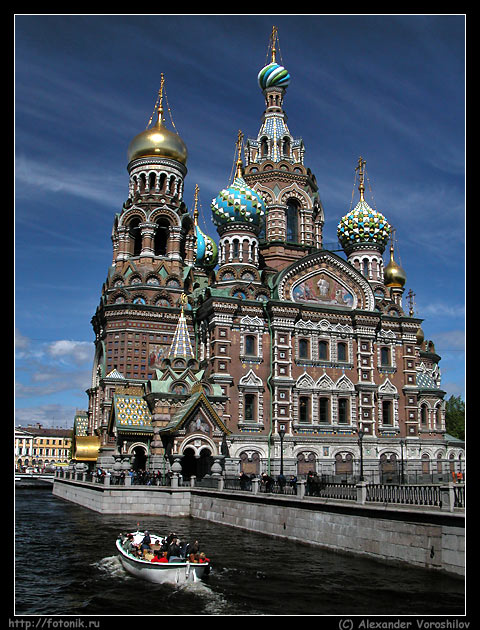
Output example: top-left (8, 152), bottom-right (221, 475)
top-left (14, 488), bottom-right (465, 616)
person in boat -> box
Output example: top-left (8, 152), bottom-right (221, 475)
top-left (198, 552), bottom-right (210, 564)
top-left (124, 533), bottom-right (137, 555)
top-left (143, 547), bottom-right (155, 561)
top-left (167, 536), bottom-right (182, 562)
top-left (165, 532), bottom-right (177, 545)
top-left (151, 550), bottom-right (168, 563)
top-left (186, 539), bottom-right (199, 556)
top-left (140, 531), bottom-right (152, 554)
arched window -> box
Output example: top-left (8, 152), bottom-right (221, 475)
top-left (335, 453), bottom-right (353, 476)
top-left (299, 396), bottom-right (310, 423)
top-left (420, 404), bottom-right (428, 427)
top-left (286, 200), bottom-right (299, 242)
top-left (319, 340), bottom-right (329, 360)
top-left (159, 172), bottom-right (167, 191)
top-left (421, 453), bottom-right (430, 474)
top-left (128, 218), bottom-right (142, 257)
top-left (299, 338), bottom-right (309, 359)
top-left (337, 342), bottom-right (347, 362)
top-left (436, 453), bottom-right (443, 474)
top-left (244, 394), bottom-right (256, 422)
top-left (380, 347), bottom-right (390, 366)
top-left (232, 239), bottom-right (240, 258)
top-left (362, 258), bottom-right (369, 277)
top-left (245, 335), bottom-right (256, 356)
top-left (154, 218), bottom-right (170, 256)
top-left (148, 172), bottom-right (156, 191)
top-left (382, 400), bottom-right (392, 425)
top-left (338, 398), bottom-right (349, 424)
top-left (319, 397), bottom-right (329, 423)
top-left (261, 137), bottom-right (269, 157)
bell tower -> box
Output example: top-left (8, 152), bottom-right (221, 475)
top-left (244, 27), bottom-right (324, 271)
top-left (88, 76), bottom-right (197, 438)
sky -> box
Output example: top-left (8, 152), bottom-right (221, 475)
top-left (14, 14), bottom-right (465, 428)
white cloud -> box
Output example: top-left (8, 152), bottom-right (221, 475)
top-left (15, 404), bottom-right (79, 429)
top-left (15, 155), bottom-right (124, 208)
top-left (417, 302), bottom-right (465, 320)
top-left (47, 340), bottom-right (93, 364)
top-left (15, 328), bottom-right (30, 350)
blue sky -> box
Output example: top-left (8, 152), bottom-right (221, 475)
top-left (15, 14), bottom-right (465, 428)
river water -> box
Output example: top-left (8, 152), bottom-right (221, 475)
top-left (14, 488), bottom-right (465, 617)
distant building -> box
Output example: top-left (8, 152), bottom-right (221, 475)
top-left (14, 427), bottom-right (34, 471)
top-left (15, 423), bottom-right (72, 471)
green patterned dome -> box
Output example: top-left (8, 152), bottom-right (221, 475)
top-left (211, 175), bottom-right (266, 229)
top-left (337, 199), bottom-right (391, 252)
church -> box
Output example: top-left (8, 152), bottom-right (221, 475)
top-left (82, 29), bottom-right (464, 482)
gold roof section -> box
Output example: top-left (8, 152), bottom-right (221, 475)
top-left (73, 436), bottom-right (101, 462)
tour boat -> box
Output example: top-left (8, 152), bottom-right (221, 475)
top-left (116, 531), bottom-right (210, 584)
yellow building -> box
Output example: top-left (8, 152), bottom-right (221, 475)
top-left (15, 424), bottom-right (73, 471)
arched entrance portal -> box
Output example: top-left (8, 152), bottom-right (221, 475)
top-left (181, 447), bottom-right (213, 480)
top-left (132, 445), bottom-right (147, 471)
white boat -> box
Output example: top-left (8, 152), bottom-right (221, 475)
top-left (116, 531), bottom-right (210, 585)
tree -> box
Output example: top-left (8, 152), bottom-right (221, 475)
top-left (445, 395), bottom-right (465, 441)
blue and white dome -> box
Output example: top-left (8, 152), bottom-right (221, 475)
top-left (194, 225), bottom-right (218, 270)
top-left (211, 175), bottom-right (266, 228)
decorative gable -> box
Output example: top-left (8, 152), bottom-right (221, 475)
top-left (239, 369), bottom-right (264, 388)
top-left (379, 378), bottom-right (398, 395)
top-left (275, 250), bottom-right (375, 311)
top-left (296, 372), bottom-right (316, 389)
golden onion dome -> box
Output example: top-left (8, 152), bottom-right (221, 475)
top-left (383, 245), bottom-right (406, 288)
top-left (127, 115), bottom-right (188, 165)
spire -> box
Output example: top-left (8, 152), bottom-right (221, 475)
top-left (406, 288), bottom-right (416, 316)
top-left (193, 183), bottom-right (199, 226)
top-left (168, 294), bottom-right (194, 359)
top-left (234, 130), bottom-right (244, 180)
top-left (356, 156), bottom-right (366, 202)
top-left (271, 25), bottom-right (278, 63)
top-left (147, 73), bottom-right (165, 128)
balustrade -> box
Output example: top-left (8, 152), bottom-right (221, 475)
top-left (54, 468), bottom-right (464, 510)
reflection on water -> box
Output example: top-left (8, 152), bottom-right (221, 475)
top-left (14, 490), bottom-right (465, 616)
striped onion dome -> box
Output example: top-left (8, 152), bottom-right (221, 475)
top-left (257, 62), bottom-right (290, 90)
